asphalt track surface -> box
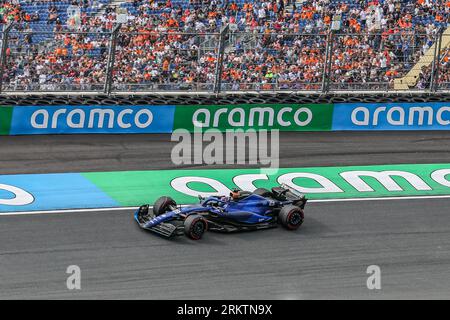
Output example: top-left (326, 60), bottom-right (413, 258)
top-left (0, 132), bottom-right (450, 299)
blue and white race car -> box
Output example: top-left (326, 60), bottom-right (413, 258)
top-left (134, 184), bottom-right (307, 240)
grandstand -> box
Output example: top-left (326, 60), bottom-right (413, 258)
top-left (0, 0), bottom-right (449, 94)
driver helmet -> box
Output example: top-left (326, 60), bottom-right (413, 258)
top-left (230, 188), bottom-right (241, 200)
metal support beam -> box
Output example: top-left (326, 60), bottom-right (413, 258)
top-left (432, 28), bottom-right (444, 92)
top-left (429, 30), bottom-right (441, 92)
top-left (213, 25), bottom-right (229, 94)
top-left (104, 24), bottom-right (121, 95)
top-left (0, 23), bottom-right (14, 94)
top-left (324, 31), bottom-right (335, 93)
top-left (321, 31), bottom-right (332, 93)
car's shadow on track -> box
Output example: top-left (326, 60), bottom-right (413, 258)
top-left (163, 216), bottom-right (330, 245)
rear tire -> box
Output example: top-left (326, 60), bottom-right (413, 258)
top-left (153, 196), bottom-right (176, 216)
top-left (253, 188), bottom-right (272, 198)
top-left (184, 215), bottom-right (207, 240)
top-left (279, 205), bottom-right (304, 230)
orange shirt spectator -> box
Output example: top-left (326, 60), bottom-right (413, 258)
top-left (162, 60), bottom-right (169, 72)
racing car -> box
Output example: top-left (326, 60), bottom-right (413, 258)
top-left (134, 184), bottom-right (307, 240)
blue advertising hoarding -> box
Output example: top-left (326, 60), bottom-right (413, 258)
top-left (2, 103), bottom-right (450, 135)
top-left (9, 105), bottom-right (176, 134)
top-left (332, 102), bottom-right (450, 131)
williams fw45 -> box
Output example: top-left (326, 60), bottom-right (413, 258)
top-left (134, 184), bottom-right (307, 240)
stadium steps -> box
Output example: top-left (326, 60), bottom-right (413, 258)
top-left (394, 26), bottom-right (450, 90)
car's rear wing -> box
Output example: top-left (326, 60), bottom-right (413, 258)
top-left (280, 183), bottom-right (308, 209)
top-left (280, 183), bottom-right (305, 198)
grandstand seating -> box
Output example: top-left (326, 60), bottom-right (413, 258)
top-left (0, 0), bottom-right (449, 92)
top-left (14, 0), bottom-right (111, 42)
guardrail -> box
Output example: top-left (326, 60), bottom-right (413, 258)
top-left (0, 24), bottom-right (449, 95)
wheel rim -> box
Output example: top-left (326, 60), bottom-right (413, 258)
top-left (288, 211), bottom-right (303, 228)
top-left (191, 220), bottom-right (205, 239)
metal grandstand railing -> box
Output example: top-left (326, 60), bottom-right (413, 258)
top-left (0, 23), bottom-right (448, 95)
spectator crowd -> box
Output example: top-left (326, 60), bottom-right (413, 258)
top-left (1, 0), bottom-right (449, 91)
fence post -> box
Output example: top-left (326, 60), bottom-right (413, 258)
top-left (431, 28), bottom-right (444, 92)
top-left (0, 23), bottom-right (14, 94)
top-left (214, 24), bottom-right (229, 94)
top-left (104, 24), bottom-right (121, 95)
top-left (429, 30), bottom-right (440, 92)
top-left (321, 31), bottom-right (332, 93)
top-left (324, 31), bottom-right (335, 93)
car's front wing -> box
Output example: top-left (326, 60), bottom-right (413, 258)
top-left (134, 210), bottom-right (184, 238)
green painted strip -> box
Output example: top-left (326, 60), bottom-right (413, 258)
top-left (173, 104), bottom-right (334, 132)
top-left (82, 163), bottom-right (450, 207)
top-left (0, 106), bottom-right (13, 135)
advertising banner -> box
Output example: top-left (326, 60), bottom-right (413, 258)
top-left (173, 104), bottom-right (334, 132)
top-left (8, 105), bottom-right (176, 134)
top-left (333, 102), bottom-right (450, 131)
top-left (0, 106), bottom-right (13, 135)
top-left (2, 102), bottom-right (450, 135)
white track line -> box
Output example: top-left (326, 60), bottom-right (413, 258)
top-left (0, 206), bottom-right (140, 216)
top-left (1, 194), bottom-right (450, 216)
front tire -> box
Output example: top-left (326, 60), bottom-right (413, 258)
top-left (184, 215), bottom-right (207, 240)
top-left (153, 196), bottom-right (177, 216)
top-left (279, 205), bottom-right (304, 230)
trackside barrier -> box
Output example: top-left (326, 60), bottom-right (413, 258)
top-left (332, 103), bottom-right (450, 130)
top-left (0, 103), bottom-right (449, 135)
top-left (0, 105), bottom-right (176, 134)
